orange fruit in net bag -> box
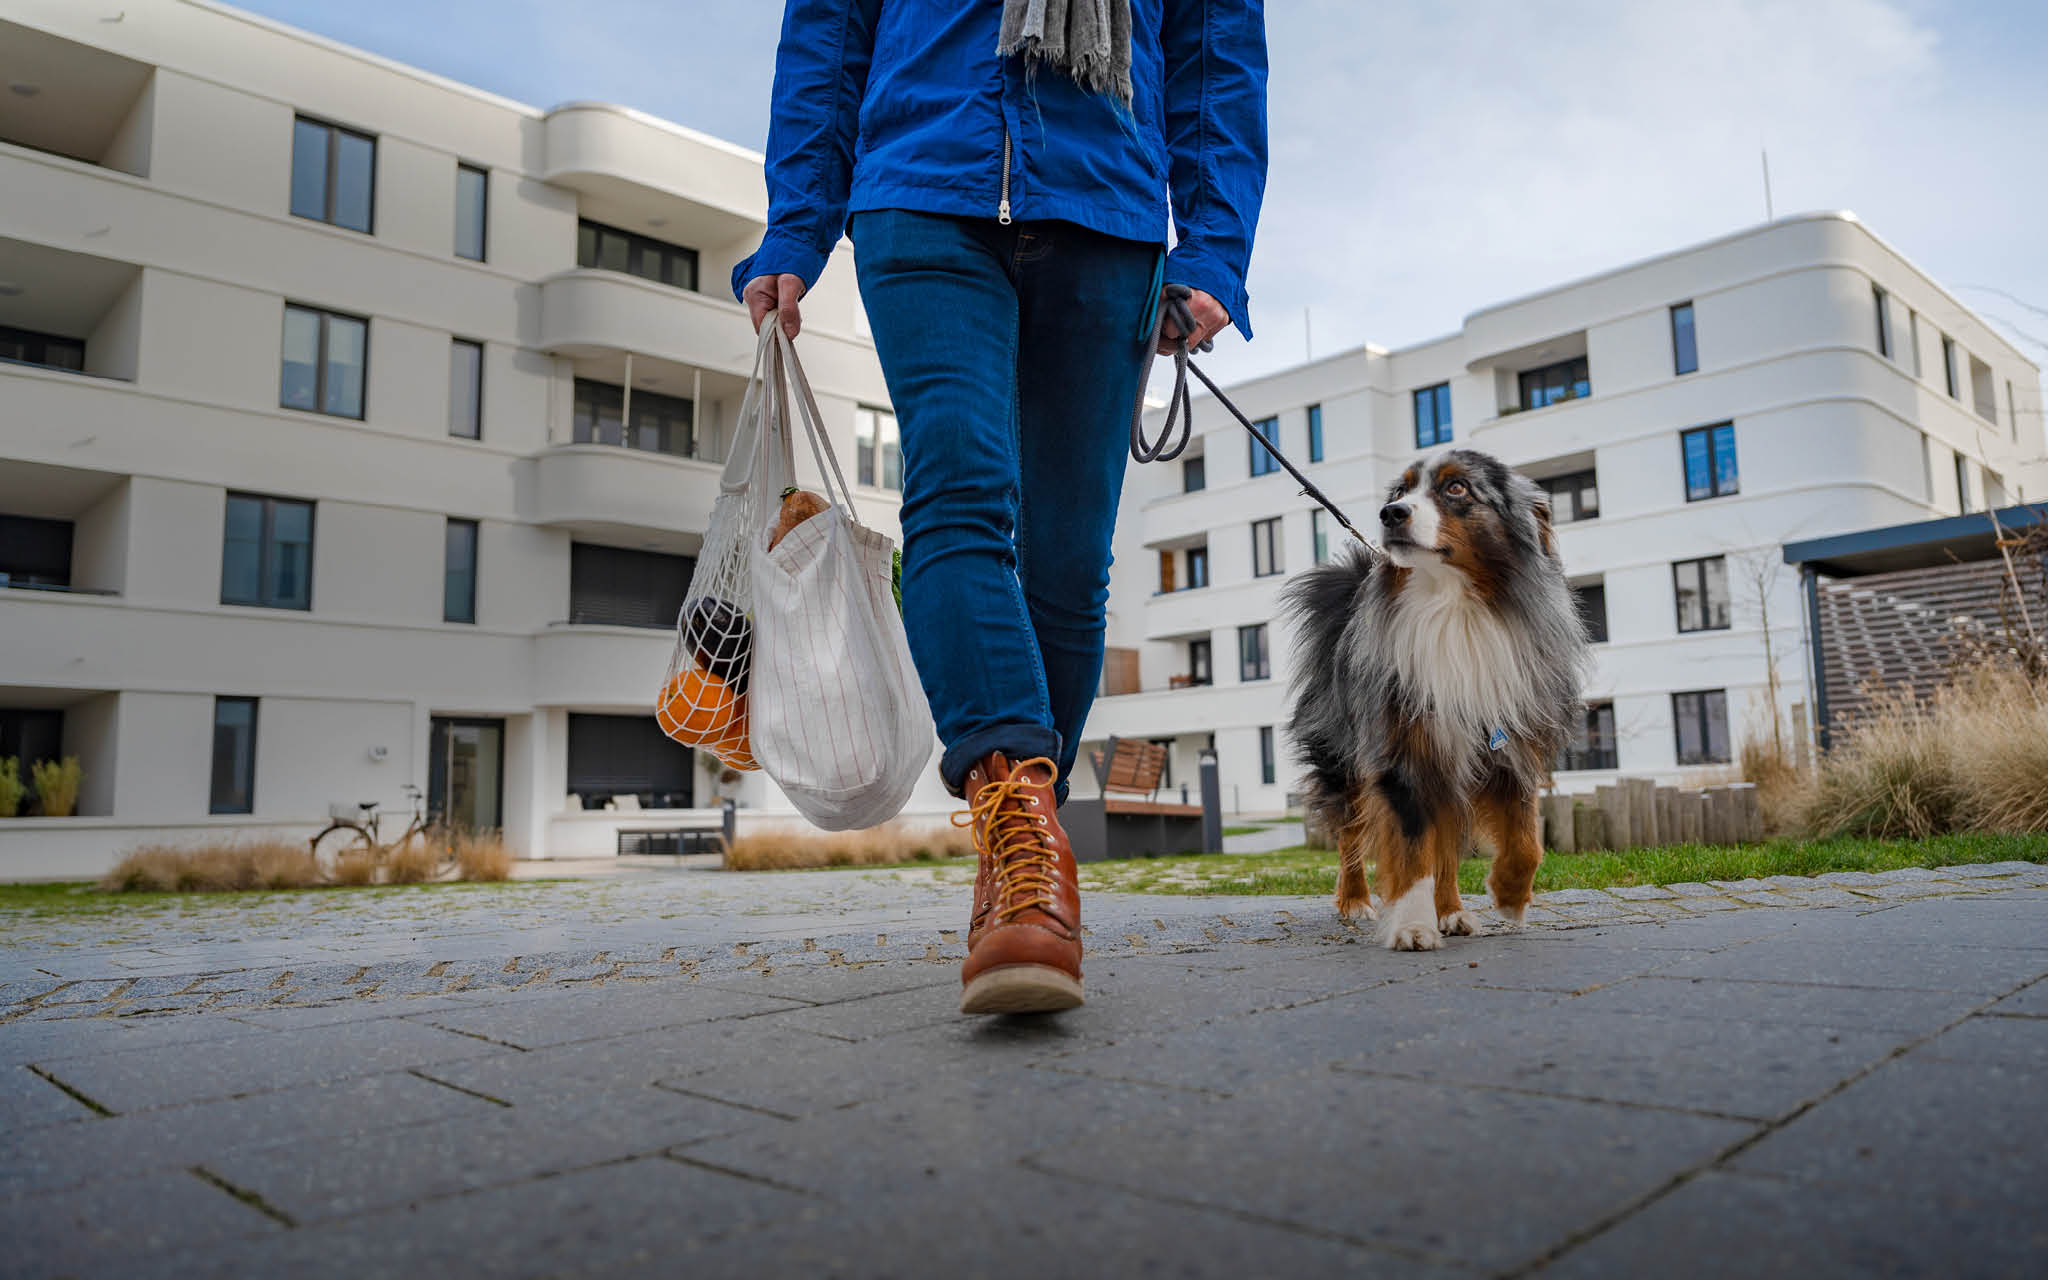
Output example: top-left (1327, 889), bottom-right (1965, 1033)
top-left (656, 666), bottom-right (742, 747)
top-left (710, 695), bottom-right (757, 771)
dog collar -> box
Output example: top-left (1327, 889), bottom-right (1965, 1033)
top-left (1488, 726), bottom-right (1508, 751)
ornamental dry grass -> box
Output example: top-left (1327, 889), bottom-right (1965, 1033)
top-left (723, 819), bottom-right (973, 871)
top-left (1803, 667), bottom-right (2048, 839)
top-left (100, 838), bottom-right (322, 893)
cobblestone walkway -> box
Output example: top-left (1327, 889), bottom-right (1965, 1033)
top-left (3, 862), bottom-right (2045, 1277)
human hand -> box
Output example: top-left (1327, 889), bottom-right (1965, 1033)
top-left (744, 273), bottom-right (807, 338)
top-left (1159, 287), bottom-right (1231, 354)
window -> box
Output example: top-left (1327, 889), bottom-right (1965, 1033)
top-left (221, 494), bottom-right (313, 610)
top-left (1311, 509), bottom-right (1329, 565)
top-left (449, 339), bottom-right (483, 439)
top-left (1157, 550), bottom-right (1176, 594)
top-left (1413, 382), bottom-right (1452, 447)
top-left (1672, 556), bottom-right (1731, 634)
top-left (2010, 379), bottom-right (2020, 442)
top-left (855, 407), bottom-right (902, 490)
top-left (1251, 517), bottom-right (1282, 577)
top-left (1188, 638), bottom-right (1212, 686)
top-left (1872, 284), bottom-right (1891, 359)
top-left (210, 696), bottom-right (258, 815)
top-left (1238, 623), bottom-right (1270, 681)
top-left (454, 163), bottom-right (488, 261)
top-left (0, 515), bottom-right (72, 588)
top-left (1556, 702), bottom-right (1617, 772)
top-left (1969, 354), bottom-right (1996, 424)
top-left (1259, 726), bottom-right (1276, 785)
top-left (1908, 311), bottom-right (1922, 378)
top-left (573, 380), bottom-right (696, 457)
top-left (1681, 423), bottom-right (1738, 501)
top-left (1572, 582), bottom-right (1608, 643)
top-left (444, 518), bottom-right (477, 624)
top-left (577, 219), bottom-right (698, 292)
top-left (1182, 453), bottom-right (1206, 493)
top-left (1307, 403), bottom-right (1325, 462)
top-left (1942, 334), bottom-right (1959, 398)
top-left (0, 323), bottom-right (86, 374)
top-left (1673, 689), bottom-right (1731, 765)
top-left (1517, 357), bottom-right (1590, 411)
top-left (567, 713), bottom-right (692, 810)
top-left (1185, 545), bottom-right (1210, 589)
top-left (1670, 302), bottom-right (1698, 375)
top-left (1955, 454), bottom-right (1972, 514)
top-left (290, 116), bottom-right (375, 234)
top-left (1539, 469), bottom-right (1600, 524)
top-left (280, 304), bottom-right (367, 419)
top-left (0, 709), bottom-right (63, 811)
top-left (1249, 417), bottom-right (1281, 476)
top-left (569, 543), bottom-right (693, 629)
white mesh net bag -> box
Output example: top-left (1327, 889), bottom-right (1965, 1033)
top-left (659, 323), bottom-right (932, 829)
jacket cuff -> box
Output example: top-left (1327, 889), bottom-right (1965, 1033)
top-left (1163, 244), bottom-right (1253, 341)
top-left (729, 230), bottom-right (832, 303)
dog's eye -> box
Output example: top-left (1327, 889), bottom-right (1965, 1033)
top-left (1443, 480), bottom-right (1470, 499)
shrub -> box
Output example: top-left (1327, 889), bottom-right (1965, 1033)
top-left (452, 830), bottom-right (513, 881)
top-left (724, 819), bottom-right (974, 871)
top-left (30, 756), bottom-right (82, 818)
top-left (1740, 737), bottom-right (1811, 837)
top-left (1803, 667), bottom-right (2047, 839)
top-left (100, 839), bottom-right (321, 893)
top-left (328, 847), bottom-right (378, 886)
top-left (0, 758), bottom-right (22, 818)
top-left (382, 834), bottom-right (444, 885)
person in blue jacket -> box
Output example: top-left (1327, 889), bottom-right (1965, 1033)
top-left (738, 0), bottom-right (1266, 1015)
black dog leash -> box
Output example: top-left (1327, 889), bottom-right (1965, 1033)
top-left (1131, 284), bottom-right (1378, 553)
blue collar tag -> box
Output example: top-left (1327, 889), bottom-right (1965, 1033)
top-left (1488, 726), bottom-right (1508, 751)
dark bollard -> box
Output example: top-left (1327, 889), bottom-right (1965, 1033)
top-left (1199, 748), bottom-right (1223, 854)
top-left (721, 797), bottom-right (737, 861)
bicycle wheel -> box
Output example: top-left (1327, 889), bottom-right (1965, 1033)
top-left (310, 823), bottom-right (376, 882)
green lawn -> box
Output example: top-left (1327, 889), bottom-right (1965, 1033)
top-left (1077, 832), bottom-right (2048, 897)
top-left (0, 878), bottom-right (548, 920)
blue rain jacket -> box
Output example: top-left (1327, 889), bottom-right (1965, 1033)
top-left (731, 0), bottom-right (1269, 336)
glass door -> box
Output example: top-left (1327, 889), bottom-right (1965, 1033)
top-left (429, 717), bottom-right (503, 831)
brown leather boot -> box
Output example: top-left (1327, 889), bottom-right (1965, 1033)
top-left (953, 753), bottom-right (1083, 1014)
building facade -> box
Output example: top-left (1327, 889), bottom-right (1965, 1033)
top-left (0, 0), bottom-right (942, 877)
top-left (1081, 213), bottom-right (2045, 813)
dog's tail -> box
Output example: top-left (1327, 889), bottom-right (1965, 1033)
top-left (1279, 546), bottom-right (1378, 829)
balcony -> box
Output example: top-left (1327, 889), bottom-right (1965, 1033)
top-left (531, 623), bottom-right (675, 711)
top-left (0, 462), bottom-right (127, 597)
top-left (0, 20), bottom-right (153, 178)
top-left (531, 449), bottom-right (718, 549)
top-left (0, 238), bottom-right (144, 383)
top-left (543, 103), bottom-right (766, 239)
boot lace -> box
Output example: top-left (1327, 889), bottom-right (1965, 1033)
top-left (951, 757), bottom-right (1061, 924)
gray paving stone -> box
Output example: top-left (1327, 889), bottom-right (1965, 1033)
top-left (1032, 1071), bottom-right (1750, 1272)
top-left (1941, 861), bottom-right (2041, 879)
top-left (0, 1011), bottom-right (255, 1067)
top-left (1663, 882), bottom-right (1723, 898)
top-left (1, 1062), bottom-right (97, 1130)
top-left (203, 1085), bottom-right (770, 1223)
top-left (420, 1020), bottom-right (851, 1108)
top-left (1774, 886), bottom-right (1879, 908)
top-left (1538, 1169), bottom-right (2047, 1280)
top-left (1908, 1011), bottom-right (2048, 1070)
top-left (1661, 937), bottom-right (2048, 994)
top-left (1670, 895), bottom-right (1744, 912)
top-left (1990, 977), bottom-right (2048, 1017)
top-left (1567, 975), bottom-right (1980, 1034)
top-left (1344, 1005), bottom-right (1910, 1120)
top-left (226, 994), bottom-right (484, 1030)
top-left (1406, 938), bottom-right (1710, 994)
top-left (1606, 885), bottom-right (1675, 900)
top-left (695, 963), bottom-right (957, 1005)
top-left (1732, 1055), bottom-right (2044, 1208)
top-left (404, 981), bottom-right (802, 1049)
top-left (656, 1167), bottom-right (1442, 1280)
top-left (0, 1167), bottom-right (279, 1275)
top-left (32, 1016), bottom-right (505, 1112)
top-left (1545, 913), bottom-right (1804, 950)
top-left (0, 979), bottom-right (67, 1006)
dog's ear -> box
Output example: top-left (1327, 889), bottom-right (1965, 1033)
top-left (1532, 496), bottom-right (1559, 559)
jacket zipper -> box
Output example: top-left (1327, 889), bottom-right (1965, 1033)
top-left (997, 123), bottom-right (1013, 225)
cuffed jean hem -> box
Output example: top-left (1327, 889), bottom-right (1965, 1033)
top-left (939, 724), bottom-right (1064, 801)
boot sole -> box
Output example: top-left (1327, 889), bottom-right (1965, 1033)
top-left (959, 965), bottom-right (1084, 1015)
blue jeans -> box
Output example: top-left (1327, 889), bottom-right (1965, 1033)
top-left (852, 209), bottom-right (1160, 803)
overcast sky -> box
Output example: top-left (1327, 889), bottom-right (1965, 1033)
top-left (233, 0), bottom-right (2047, 397)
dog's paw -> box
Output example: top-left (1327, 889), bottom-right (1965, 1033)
top-left (1438, 909), bottom-right (1478, 936)
top-left (1493, 905), bottom-right (1527, 931)
top-left (1384, 921), bottom-right (1443, 951)
top-left (1336, 898), bottom-right (1379, 922)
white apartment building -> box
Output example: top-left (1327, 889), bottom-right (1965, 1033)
top-left (1082, 213), bottom-right (2045, 813)
top-left (0, 0), bottom-right (942, 879)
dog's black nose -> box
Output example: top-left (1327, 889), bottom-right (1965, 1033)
top-left (1379, 503), bottom-right (1410, 529)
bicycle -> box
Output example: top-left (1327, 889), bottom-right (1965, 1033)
top-left (307, 784), bottom-right (458, 882)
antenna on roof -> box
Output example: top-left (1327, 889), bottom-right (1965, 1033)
top-left (1761, 147), bottom-right (1774, 221)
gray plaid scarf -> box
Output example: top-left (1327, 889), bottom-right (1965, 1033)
top-left (998, 0), bottom-right (1134, 109)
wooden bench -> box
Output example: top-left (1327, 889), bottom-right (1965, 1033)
top-left (1062, 737), bottom-right (1206, 862)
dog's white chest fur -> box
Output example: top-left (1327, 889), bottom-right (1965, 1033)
top-left (1379, 569), bottom-right (1540, 753)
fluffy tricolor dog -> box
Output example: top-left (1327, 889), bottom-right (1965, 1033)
top-left (1284, 449), bottom-right (1589, 950)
